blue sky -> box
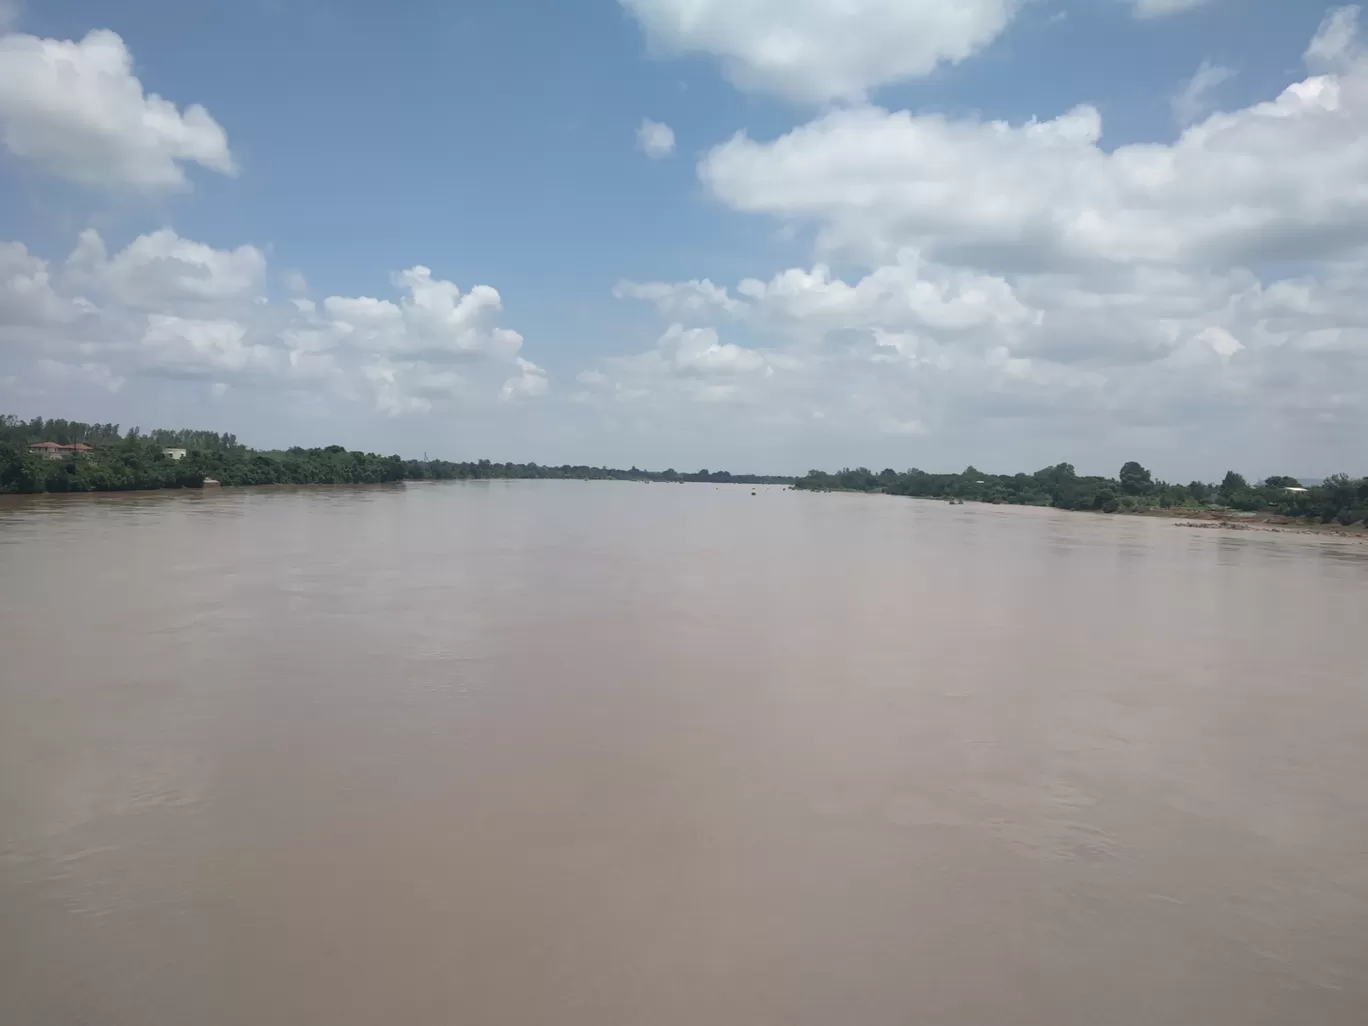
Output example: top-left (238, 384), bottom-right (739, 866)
top-left (2, 0), bottom-right (1366, 477)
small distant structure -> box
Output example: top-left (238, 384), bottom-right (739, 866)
top-left (29, 441), bottom-right (93, 460)
top-left (162, 448), bottom-right (188, 460)
top-left (1283, 486), bottom-right (1309, 494)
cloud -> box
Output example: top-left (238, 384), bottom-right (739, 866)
top-left (363, 361), bottom-right (430, 417)
top-left (0, 229), bottom-right (544, 417)
top-left (0, 241), bottom-right (71, 327)
top-left (1307, 6), bottom-right (1362, 70)
top-left (1171, 60), bottom-right (1234, 126)
top-left (301, 267), bottom-right (537, 412)
top-left (320, 266), bottom-right (524, 363)
top-left (700, 31), bottom-right (1368, 272)
top-left (613, 277), bottom-right (743, 316)
top-left (7, 11), bottom-right (1368, 475)
top-left (65, 229), bottom-right (265, 308)
top-left (737, 259), bottom-right (1033, 333)
top-left (636, 118), bottom-right (676, 158)
top-left (1194, 325), bottom-right (1243, 359)
top-left (362, 360), bottom-right (468, 417)
top-left (501, 357), bottom-right (550, 400)
top-left (0, 29), bottom-right (234, 189)
top-left (1132, 0), bottom-right (1214, 19)
top-left (583, 237), bottom-right (1368, 474)
top-left (658, 323), bottom-right (767, 374)
top-left (141, 315), bottom-right (279, 378)
top-left (37, 357), bottom-right (124, 393)
top-left (619, 0), bottom-right (1021, 103)
top-left (578, 322), bottom-right (778, 411)
top-left (620, 256), bottom-right (1036, 337)
top-left (880, 416), bottom-right (927, 436)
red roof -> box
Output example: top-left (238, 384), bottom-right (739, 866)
top-left (30, 441), bottom-right (63, 449)
top-left (68, 443), bottom-right (93, 451)
top-left (29, 441), bottom-right (93, 451)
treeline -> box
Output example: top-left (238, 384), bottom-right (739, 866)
top-left (0, 414), bottom-right (791, 494)
top-left (3, 440), bottom-right (211, 493)
top-left (0, 415), bottom-right (238, 451)
top-left (413, 460), bottom-right (790, 485)
top-left (0, 414), bottom-right (124, 447)
top-left (146, 427), bottom-right (239, 450)
top-left (795, 462), bottom-right (1368, 526)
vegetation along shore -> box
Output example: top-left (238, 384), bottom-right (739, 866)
top-left (0, 415), bottom-right (789, 494)
top-left (794, 463), bottom-right (1368, 531)
top-left (5, 413), bottom-right (1365, 531)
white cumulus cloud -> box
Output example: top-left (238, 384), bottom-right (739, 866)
top-left (659, 323), bottom-right (767, 375)
top-left (0, 229), bottom-right (545, 418)
top-left (320, 266), bottom-right (524, 363)
top-left (589, 207), bottom-right (1368, 473)
top-left (620, 256), bottom-right (1034, 334)
top-left (65, 229), bottom-right (265, 308)
top-left (0, 241), bottom-right (71, 327)
top-left (142, 314), bottom-right (279, 378)
top-left (700, 33), bottom-right (1368, 272)
top-left (636, 118), bottom-right (675, 158)
top-left (0, 28), bottom-right (235, 189)
top-left (620, 0), bottom-right (1020, 103)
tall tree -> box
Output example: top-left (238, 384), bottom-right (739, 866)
top-left (1119, 461), bottom-right (1153, 495)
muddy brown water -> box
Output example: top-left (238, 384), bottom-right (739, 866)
top-left (2, 481), bottom-right (1366, 1025)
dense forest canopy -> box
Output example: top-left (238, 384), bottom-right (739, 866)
top-left (0, 414), bottom-right (790, 494)
top-left (794, 463), bottom-right (1368, 526)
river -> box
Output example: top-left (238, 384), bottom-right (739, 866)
top-left (2, 481), bottom-right (1366, 1025)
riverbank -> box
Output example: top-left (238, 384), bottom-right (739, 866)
top-left (794, 463), bottom-right (1368, 532)
top-left (1142, 506), bottom-right (1368, 538)
top-left (794, 485), bottom-right (1368, 538)
top-left (1, 436), bottom-right (793, 495)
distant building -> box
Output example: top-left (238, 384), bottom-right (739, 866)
top-left (1283, 486), bottom-right (1309, 494)
top-left (162, 448), bottom-right (188, 460)
top-left (29, 442), bottom-right (93, 460)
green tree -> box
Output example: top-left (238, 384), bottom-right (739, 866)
top-left (1119, 461), bottom-right (1153, 495)
top-left (1220, 471), bottom-right (1248, 498)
